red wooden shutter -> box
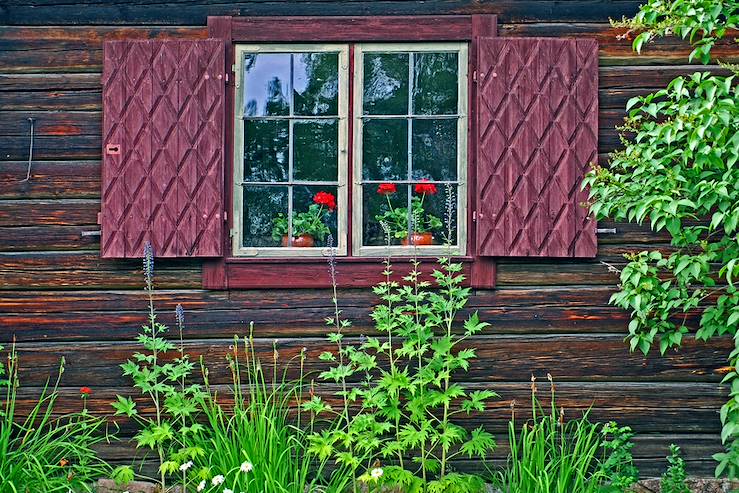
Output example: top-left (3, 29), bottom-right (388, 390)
top-left (475, 38), bottom-right (598, 258)
top-left (101, 39), bottom-right (225, 258)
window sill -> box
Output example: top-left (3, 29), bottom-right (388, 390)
top-left (203, 255), bottom-right (495, 289)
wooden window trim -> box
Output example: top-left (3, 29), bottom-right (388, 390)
top-left (204, 14), bottom-right (497, 290)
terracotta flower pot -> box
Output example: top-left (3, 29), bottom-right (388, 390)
top-left (282, 234), bottom-right (315, 247)
top-left (401, 232), bottom-right (434, 246)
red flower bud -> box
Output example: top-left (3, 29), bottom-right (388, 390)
top-left (414, 180), bottom-right (438, 195)
top-left (313, 191), bottom-right (336, 211)
top-left (79, 386), bottom-right (92, 396)
top-left (377, 183), bottom-right (397, 196)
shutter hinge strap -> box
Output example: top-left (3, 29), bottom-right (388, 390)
top-left (472, 70), bottom-right (477, 83)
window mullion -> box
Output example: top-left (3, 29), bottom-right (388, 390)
top-left (287, 54), bottom-right (295, 245)
top-left (406, 51), bottom-right (413, 241)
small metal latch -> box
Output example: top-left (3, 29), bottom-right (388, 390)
top-left (596, 228), bottom-right (617, 234)
top-left (223, 211), bottom-right (228, 222)
top-left (229, 229), bottom-right (237, 238)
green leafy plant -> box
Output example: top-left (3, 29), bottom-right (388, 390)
top-left (611, 0), bottom-right (738, 63)
top-left (584, 0), bottom-right (739, 479)
top-left (0, 344), bottom-right (111, 492)
top-left (111, 243), bottom-right (204, 490)
top-left (374, 182), bottom-right (443, 240)
top-left (304, 222), bottom-right (496, 492)
top-left (494, 376), bottom-right (607, 493)
top-left (271, 191), bottom-right (336, 242)
top-left (599, 422), bottom-right (639, 492)
top-left (661, 444), bottom-right (690, 493)
top-left (185, 329), bottom-right (352, 493)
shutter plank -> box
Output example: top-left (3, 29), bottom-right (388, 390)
top-left (101, 39), bottom-right (224, 258)
top-left (476, 37), bottom-right (598, 258)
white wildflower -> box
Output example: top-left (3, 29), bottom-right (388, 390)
top-left (197, 480), bottom-right (206, 492)
top-left (240, 461), bottom-right (253, 473)
top-left (212, 474), bottom-right (225, 486)
top-left (224, 489), bottom-right (234, 493)
top-left (370, 467), bottom-right (384, 479)
top-left (179, 461), bottom-right (193, 472)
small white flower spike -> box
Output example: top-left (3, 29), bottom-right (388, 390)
top-left (240, 461), bottom-right (253, 473)
top-left (197, 480), bottom-right (206, 492)
top-left (212, 474), bottom-right (225, 486)
top-left (370, 467), bottom-right (384, 479)
top-left (179, 461), bottom-right (193, 472)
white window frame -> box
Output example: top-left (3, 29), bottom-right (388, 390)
top-left (232, 43), bottom-right (350, 257)
top-left (352, 42), bottom-right (469, 257)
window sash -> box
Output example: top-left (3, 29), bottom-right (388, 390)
top-left (232, 43), bottom-right (349, 257)
top-left (352, 42), bottom-right (469, 257)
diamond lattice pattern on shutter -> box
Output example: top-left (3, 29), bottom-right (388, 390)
top-left (101, 39), bottom-right (225, 258)
top-left (476, 38), bottom-right (598, 257)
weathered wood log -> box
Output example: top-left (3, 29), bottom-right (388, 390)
top-left (6, 335), bottom-right (732, 387)
top-left (0, 161), bottom-right (100, 199)
top-left (1, 2), bottom-right (645, 26)
top-left (0, 252), bottom-right (200, 289)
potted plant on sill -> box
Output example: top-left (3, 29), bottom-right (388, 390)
top-left (375, 180), bottom-right (443, 245)
top-left (271, 191), bottom-right (336, 247)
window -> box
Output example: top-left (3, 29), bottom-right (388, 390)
top-left (232, 42), bottom-right (466, 257)
top-left (100, 15), bottom-right (600, 289)
top-left (232, 44), bottom-right (349, 257)
top-left (354, 43), bottom-right (467, 256)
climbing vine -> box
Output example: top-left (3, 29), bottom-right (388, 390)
top-left (584, 0), bottom-right (739, 478)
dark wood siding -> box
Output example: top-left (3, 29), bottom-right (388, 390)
top-left (1, 1), bottom-right (738, 477)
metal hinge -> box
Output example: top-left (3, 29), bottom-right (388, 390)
top-left (223, 211), bottom-right (228, 222)
top-left (472, 70), bottom-right (477, 83)
top-left (596, 228), bottom-right (617, 234)
top-left (472, 210), bottom-right (477, 222)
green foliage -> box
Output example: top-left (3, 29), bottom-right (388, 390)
top-left (611, 0), bottom-right (738, 63)
top-left (112, 243), bottom-right (204, 489)
top-left (185, 330), bottom-right (352, 493)
top-left (375, 195), bottom-right (443, 239)
top-left (0, 344), bottom-right (110, 492)
top-left (494, 378), bottom-right (612, 493)
top-left (585, 0), bottom-right (739, 479)
top-left (271, 202), bottom-right (333, 242)
top-left (599, 422), bottom-right (639, 491)
top-left (661, 444), bottom-right (690, 493)
top-left (306, 245), bottom-right (496, 491)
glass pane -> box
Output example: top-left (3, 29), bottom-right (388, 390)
top-left (243, 120), bottom-right (289, 182)
top-left (363, 53), bottom-right (408, 115)
top-left (293, 120), bottom-right (338, 182)
top-left (413, 52), bottom-right (458, 115)
top-left (242, 185), bottom-right (288, 247)
top-left (293, 53), bottom-right (339, 116)
top-left (290, 185), bottom-right (339, 247)
top-left (411, 182), bottom-right (457, 245)
top-left (411, 118), bottom-right (457, 181)
top-left (363, 184), bottom-right (409, 246)
top-left (362, 118), bottom-right (407, 181)
top-left (243, 53), bottom-right (290, 117)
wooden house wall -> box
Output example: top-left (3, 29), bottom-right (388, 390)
top-left (2, 0), bottom-right (739, 476)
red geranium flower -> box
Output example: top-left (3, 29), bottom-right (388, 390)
top-left (414, 180), bottom-right (438, 195)
top-left (313, 191), bottom-right (336, 211)
top-left (79, 386), bottom-right (92, 396)
top-left (377, 183), bottom-right (397, 196)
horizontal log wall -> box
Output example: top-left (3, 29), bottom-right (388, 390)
top-left (1, 1), bottom-right (736, 478)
